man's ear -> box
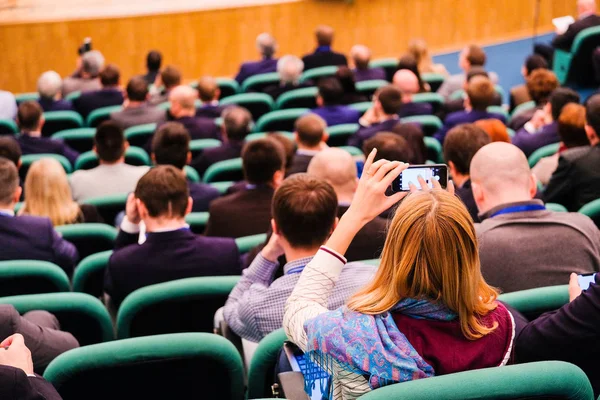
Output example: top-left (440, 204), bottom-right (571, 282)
top-left (38, 116), bottom-right (45, 130)
top-left (151, 153), bottom-right (156, 165)
top-left (528, 174), bottom-right (538, 199)
top-left (471, 181), bottom-right (485, 211)
top-left (322, 132), bottom-right (329, 143)
top-left (214, 88), bottom-right (221, 101)
top-left (331, 216), bottom-right (339, 232)
top-left (316, 95), bottom-right (323, 107)
top-left (186, 151), bottom-right (192, 165)
top-left (271, 218), bottom-right (278, 235)
top-left (12, 187), bottom-right (22, 204)
top-left (448, 160), bottom-right (457, 178)
top-left (123, 141), bottom-right (130, 152)
top-left (585, 125), bottom-right (597, 143)
top-left (273, 169), bottom-right (285, 188)
top-left (185, 196), bottom-right (193, 215)
top-left (16, 159), bottom-right (22, 170)
top-left (136, 198), bottom-right (148, 219)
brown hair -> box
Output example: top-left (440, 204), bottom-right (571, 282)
top-left (392, 123), bottom-right (427, 164)
top-left (134, 165), bottom-right (189, 218)
top-left (100, 64), bottom-right (120, 86)
top-left (126, 76), bottom-right (149, 102)
top-left (197, 76), bottom-right (219, 102)
top-left (267, 133), bottom-right (295, 170)
top-left (377, 85), bottom-right (403, 115)
top-left (474, 119), bottom-right (511, 143)
top-left (363, 132), bottom-right (413, 163)
top-left (295, 113), bottom-right (326, 147)
top-left (0, 137), bottom-right (21, 166)
top-left (444, 124), bottom-right (491, 175)
top-left (558, 103), bottom-right (590, 148)
top-left (526, 69), bottom-right (559, 105)
top-left (17, 101), bottom-right (43, 131)
top-left (0, 157), bottom-right (18, 205)
top-left (242, 139), bottom-right (285, 185)
top-left (94, 121), bottom-right (126, 162)
top-left (466, 45), bottom-right (486, 66)
top-left (466, 76), bottom-right (495, 111)
top-left (152, 122), bottom-right (190, 169)
top-left (161, 66), bottom-right (182, 89)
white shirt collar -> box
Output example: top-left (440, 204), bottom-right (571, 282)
top-left (0, 209), bottom-right (15, 217)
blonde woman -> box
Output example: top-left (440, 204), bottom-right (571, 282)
top-left (21, 158), bottom-right (102, 226)
top-left (284, 151), bottom-right (514, 399)
top-left (408, 39), bottom-right (449, 76)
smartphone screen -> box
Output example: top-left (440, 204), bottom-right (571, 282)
top-left (391, 164), bottom-right (448, 192)
top-left (578, 273), bottom-right (597, 290)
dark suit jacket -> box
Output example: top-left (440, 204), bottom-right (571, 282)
top-left (205, 185), bottom-right (274, 238)
top-left (73, 88), bottom-right (124, 119)
top-left (263, 82), bottom-right (311, 100)
top-left (552, 14), bottom-right (600, 51)
top-left (37, 98), bottom-right (74, 112)
top-left (169, 116), bottom-right (219, 141)
top-left (195, 104), bottom-right (227, 119)
top-left (512, 121), bottom-right (559, 158)
top-left (311, 105), bottom-right (361, 127)
top-left (434, 110), bottom-right (506, 144)
top-left (338, 205), bottom-right (387, 261)
top-left (399, 102), bottom-right (433, 118)
top-left (353, 67), bottom-right (386, 82)
top-left (455, 179), bottom-right (480, 222)
top-left (0, 214), bottom-right (78, 275)
top-left (234, 58), bottom-right (278, 84)
top-left (347, 118), bottom-right (402, 149)
top-left (286, 153), bottom-right (314, 177)
top-left (301, 48), bottom-right (348, 71)
top-left (189, 182), bottom-right (220, 212)
top-left (105, 228), bottom-right (241, 305)
top-left (509, 84), bottom-right (531, 112)
top-left (190, 141), bottom-right (244, 178)
top-left (0, 365), bottom-right (61, 400)
top-left (16, 134), bottom-right (79, 169)
top-left (143, 70), bottom-right (159, 85)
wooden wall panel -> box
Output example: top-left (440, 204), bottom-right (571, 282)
top-left (0, 0), bottom-right (577, 94)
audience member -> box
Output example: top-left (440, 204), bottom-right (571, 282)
top-left (268, 133), bottom-right (295, 172)
top-left (475, 119), bottom-right (511, 143)
top-left (0, 158), bottom-right (78, 274)
top-left (105, 166), bottom-right (241, 306)
top-left (393, 69), bottom-right (434, 117)
top-left (391, 123), bottom-right (427, 164)
top-left (149, 65), bottom-right (182, 105)
top-left (363, 132), bottom-right (413, 163)
top-left (437, 45), bottom-right (497, 100)
top-left (512, 88), bottom-right (580, 157)
top-left (439, 67), bottom-right (503, 118)
top-left (0, 90), bottom-right (17, 121)
top-left (509, 55), bottom-right (548, 111)
top-left (235, 33), bottom-right (278, 84)
top-left (73, 64), bottom-right (124, 119)
top-left (263, 55), bottom-right (309, 100)
top-left (62, 50), bottom-right (104, 96)
top-left (302, 25), bottom-right (348, 71)
top-left (164, 85), bottom-right (219, 141)
top-left (70, 121), bottom-right (149, 202)
top-left (195, 76), bottom-right (226, 119)
top-left (143, 50), bottom-right (162, 85)
top-left (287, 113), bottom-right (328, 176)
top-left (110, 75), bottom-right (166, 129)
top-left (350, 45), bottom-right (386, 82)
top-left (205, 139), bottom-right (284, 238)
top-left (0, 137), bottom-right (21, 168)
top-left (471, 142), bottom-right (600, 293)
top-left (224, 173), bottom-right (376, 342)
top-left (151, 122), bottom-right (220, 212)
top-left (36, 71), bottom-right (73, 112)
top-left (336, 66), bottom-right (368, 105)
top-left (15, 102), bottom-right (79, 166)
top-left (397, 53), bottom-right (430, 92)
top-left (509, 69), bottom-right (559, 131)
top-left (407, 38), bottom-right (449, 75)
top-left (311, 77), bottom-right (361, 126)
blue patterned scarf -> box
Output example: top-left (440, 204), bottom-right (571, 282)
top-left (303, 298), bottom-right (457, 398)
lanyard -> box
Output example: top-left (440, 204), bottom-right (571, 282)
top-left (490, 204), bottom-right (546, 218)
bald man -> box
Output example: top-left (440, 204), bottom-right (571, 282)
top-left (235, 33), bottom-right (278, 84)
top-left (165, 85), bottom-right (219, 141)
top-left (287, 113), bottom-right (328, 176)
top-left (302, 25), bottom-right (348, 71)
top-left (307, 148), bottom-right (387, 261)
top-left (351, 45), bottom-right (386, 82)
top-left (195, 76), bottom-right (226, 119)
top-left (471, 142), bottom-right (600, 293)
top-left (393, 69), bottom-right (434, 118)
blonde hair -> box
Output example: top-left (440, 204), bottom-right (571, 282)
top-left (21, 158), bottom-right (81, 226)
top-left (408, 39), bottom-right (433, 73)
top-left (347, 190), bottom-right (499, 340)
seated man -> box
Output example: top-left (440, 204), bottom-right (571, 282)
top-left (392, 69), bottom-right (433, 118)
top-left (363, 132), bottom-right (414, 164)
top-left (301, 25), bottom-right (348, 71)
top-left (73, 64), bottom-right (124, 119)
top-left (37, 71), bottom-right (74, 112)
top-left (162, 85), bottom-right (219, 141)
top-left (195, 76), bottom-right (226, 119)
top-left (143, 50), bottom-right (162, 85)
top-left (308, 148), bottom-right (388, 261)
top-left (235, 33), bottom-right (278, 84)
top-left (104, 166), bottom-right (241, 306)
top-left (191, 106), bottom-right (252, 177)
top-left (15, 102), bottom-right (79, 166)
top-left (205, 139), bottom-right (285, 238)
top-left (149, 65), bottom-right (181, 105)
top-left (151, 122), bottom-right (220, 212)
top-left (287, 113), bottom-right (328, 176)
top-left (263, 55), bottom-right (309, 100)
top-left (110, 75), bottom-right (166, 130)
top-left (509, 69), bottom-right (559, 131)
top-left (443, 124), bottom-right (491, 222)
top-left (0, 158), bottom-right (78, 275)
top-left (438, 68), bottom-right (503, 119)
top-left (470, 142), bottom-right (600, 293)
top-left (62, 50), bottom-right (104, 97)
top-left (512, 88), bottom-right (580, 157)
top-left (70, 121), bottom-right (149, 202)
top-left (350, 45), bottom-right (386, 82)
top-left (509, 55), bottom-right (548, 112)
top-left (223, 174), bottom-right (375, 342)
top-left (311, 77), bottom-right (361, 126)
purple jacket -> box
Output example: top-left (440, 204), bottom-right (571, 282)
top-left (234, 58), bottom-right (278, 84)
top-left (311, 105), bottom-right (361, 127)
top-left (353, 67), bottom-right (386, 82)
top-left (512, 122), bottom-right (559, 158)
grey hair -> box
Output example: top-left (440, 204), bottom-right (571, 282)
top-left (277, 55), bottom-right (304, 84)
top-left (37, 71), bottom-right (63, 99)
top-left (81, 50), bottom-right (105, 77)
top-left (256, 33), bottom-right (277, 58)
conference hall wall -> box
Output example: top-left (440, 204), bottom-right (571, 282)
top-left (0, 0), bottom-right (577, 94)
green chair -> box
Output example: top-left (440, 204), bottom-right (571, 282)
top-left (487, 105), bottom-right (509, 121)
top-left (355, 79), bottom-right (388, 99)
top-left (203, 157), bottom-right (243, 183)
top-left (579, 198), bottom-right (600, 227)
top-left (75, 147), bottom-right (151, 170)
top-left (401, 115), bottom-right (443, 136)
top-left (553, 25), bottom-right (600, 86)
top-left (412, 92), bottom-right (444, 114)
top-left (338, 146), bottom-right (363, 157)
top-left (247, 328), bottom-right (288, 399)
top-left (210, 181), bottom-right (235, 194)
top-left (245, 131), bottom-right (293, 142)
top-left (64, 91), bottom-right (81, 101)
top-left (52, 128), bottom-right (96, 153)
top-left (0, 260), bottom-right (70, 296)
top-left (359, 361), bottom-right (593, 400)
top-left (42, 111), bottom-right (85, 137)
top-left (44, 333), bottom-right (245, 400)
top-left (421, 72), bottom-right (446, 92)
top-left (124, 123), bottom-right (157, 148)
top-left (369, 58), bottom-right (397, 82)
top-left (327, 123), bottom-right (359, 147)
top-left (511, 100), bottom-right (536, 119)
top-left (255, 109), bottom-right (309, 132)
top-left (184, 165), bottom-right (200, 183)
top-left (528, 143), bottom-right (560, 168)
top-left (72, 250), bottom-right (112, 298)
top-left (0, 118), bottom-right (18, 135)
top-left (235, 233), bottom-right (267, 254)
top-left (498, 285), bottom-right (569, 320)
top-left (86, 105), bottom-right (123, 128)
top-left (220, 93), bottom-right (274, 121)
top-left (19, 154), bottom-right (72, 183)
top-left (424, 137), bottom-right (444, 163)
top-left (116, 276), bottom-right (241, 339)
top-left (349, 102), bottom-right (371, 116)
top-left (216, 77), bottom-right (241, 99)
top-left (241, 72), bottom-right (280, 93)
top-left (190, 138), bottom-right (221, 158)
top-left (546, 203), bottom-right (568, 212)
top-left (56, 224), bottom-right (117, 260)
top-left (15, 92), bottom-right (39, 104)
top-left (299, 66), bottom-right (339, 84)
top-left (84, 194), bottom-right (128, 226)
top-left (0, 292), bottom-right (114, 345)
top-left (275, 87), bottom-right (318, 110)
top-left (185, 212), bottom-right (209, 234)
top-left (156, 101), bottom-right (170, 111)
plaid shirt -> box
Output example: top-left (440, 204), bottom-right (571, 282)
top-left (223, 253), bottom-right (376, 343)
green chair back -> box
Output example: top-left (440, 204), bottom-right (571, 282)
top-left (359, 361), bottom-right (593, 400)
top-left (245, 131), bottom-right (293, 142)
top-left (184, 165), bottom-right (200, 183)
top-left (72, 250), bottom-right (112, 298)
top-left (275, 87), bottom-right (318, 110)
top-left (349, 102), bottom-right (371, 116)
top-left (553, 26), bottom-right (600, 85)
top-left (219, 93), bottom-right (274, 121)
top-left (579, 198), bottom-right (600, 222)
top-left (44, 333), bottom-right (245, 400)
top-left (42, 111), bottom-right (85, 137)
top-left (327, 123), bottom-right (359, 147)
top-left (241, 72), bottom-right (280, 93)
top-left (247, 328), bottom-right (288, 399)
top-left (528, 143), bottom-right (560, 168)
top-left (116, 276), bottom-right (241, 339)
top-left (86, 105), bottom-right (123, 128)
top-left (0, 260), bottom-right (70, 296)
top-left (15, 92), bottom-right (39, 104)
top-left (499, 285), bottom-right (569, 320)
top-left (355, 79), bottom-right (388, 99)
top-left (421, 72), bottom-right (446, 92)
top-left (0, 119), bottom-right (18, 135)
top-left (52, 128), bottom-right (96, 153)
top-left (210, 181), bottom-right (235, 194)
top-left (185, 212), bottom-right (209, 234)
top-left (75, 147), bottom-right (151, 170)
top-left (412, 92), bottom-right (444, 113)
top-left (216, 77), bottom-right (241, 99)
top-left (124, 123), bottom-right (157, 148)
top-left (401, 115), bottom-right (443, 136)
top-left (64, 91), bottom-right (81, 101)
top-left (55, 223), bottom-right (117, 260)
top-left (424, 137), bottom-right (444, 163)
top-left (299, 66), bottom-right (339, 84)
top-left (511, 100), bottom-right (536, 119)
top-left (255, 108), bottom-right (309, 132)
top-left (203, 157), bottom-right (243, 183)
top-left (487, 105), bottom-right (509, 121)
top-left (190, 138), bottom-right (221, 158)
top-left (235, 233), bottom-right (267, 254)
top-left (369, 58), bottom-right (398, 81)
top-left (0, 292), bottom-right (114, 345)
top-left (19, 154), bottom-right (72, 183)
top-left (83, 193), bottom-right (128, 226)
top-left (546, 203), bottom-right (568, 212)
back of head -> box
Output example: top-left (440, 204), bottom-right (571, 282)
top-left (466, 45), bottom-right (486, 67)
top-left (82, 50), bottom-right (105, 77)
top-left (315, 25), bottom-right (334, 47)
top-left (318, 77), bottom-right (344, 106)
top-left (526, 69), bottom-right (559, 104)
top-left (363, 132), bottom-right (413, 162)
top-left (295, 113), bottom-right (326, 147)
top-left (578, 0), bottom-right (597, 14)
top-left (558, 103), bottom-right (589, 148)
top-left (161, 66), bottom-right (182, 89)
top-left (242, 139), bottom-right (285, 185)
top-left (223, 106), bottom-right (253, 141)
top-left (267, 133), bottom-right (295, 169)
top-left (307, 148), bottom-right (357, 194)
top-left (466, 76), bottom-right (495, 111)
top-left (524, 54), bottom-right (548, 76)
top-left (474, 119), bottom-right (510, 143)
top-left (393, 69), bottom-right (419, 95)
top-left (17, 101), bottom-right (43, 132)
top-left (392, 123), bottom-right (427, 164)
top-left (407, 39), bottom-right (429, 67)
top-left (0, 137), bottom-right (22, 166)
top-left (147, 50), bottom-right (162, 72)
top-left (256, 33), bottom-right (277, 58)
top-left (444, 124), bottom-right (491, 175)
top-left (585, 94), bottom-right (600, 140)
top-left (37, 71), bottom-right (63, 99)
top-left (273, 173), bottom-right (338, 249)
top-left (152, 122), bottom-right (190, 169)
top-left (335, 66), bottom-right (358, 93)
top-left (549, 87), bottom-right (580, 121)
top-left (169, 85), bottom-right (197, 111)
top-left (376, 85), bottom-right (403, 115)
top-left (277, 55), bottom-right (304, 84)
top-left (100, 64), bottom-right (120, 87)
top-left (350, 45), bottom-right (371, 70)
top-left (197, 76), bottom-right (219, 102)
top-left (94, 120), bottom-right (125, 162)
top-left (126, 76), bottom-right (149, 102)
top-left (0, 157), bottom-right (18, 206)
top-left (135, 165), bottom-right (189, 218)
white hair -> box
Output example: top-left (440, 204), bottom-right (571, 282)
top-left (277, 55), bottom-right (304, 84)
top-left (81, 50), bottom-right (105, 77)
top-left (37, 71), bottom-right (63, 99)
top-left (256, 33), bottom-right (277, 58)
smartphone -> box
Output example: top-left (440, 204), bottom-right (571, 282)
top-left (578, 273), bottom-right (597, 290)
top-left (391, 164), bottom-right (448, 193)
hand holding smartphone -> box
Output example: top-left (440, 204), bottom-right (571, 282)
top-left (390, 164), bottom-right (448, 193)
top-left (577, 273), bottom-right (597, 290)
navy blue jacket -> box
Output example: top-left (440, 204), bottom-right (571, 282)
top-left (311, 105), bottom-right (361, 127)
top-left (399, 102), bottom-right (434, 118)
top-left (73, 88), bottom-right (124, 119)
top-left (189, 182), bottom-right (220, 212)
top-left (17, 133), bottom-right (79, 166)
top-left (434, 110), bottom-right (506, 144)
top-left (195, 104), bottom-right (227, 119)
top-left (353, 68), bottom-right (386, 82)
top-left (301, 48), bottom-right (348, 71)
top-left (512, 121), bottom-right (559, 158)
top-left (38, 98), bottom-right (74, 112)
top-left (235, 58), bottom-right (278, 84)
top-left (191, 141), bottom-right (244, 178)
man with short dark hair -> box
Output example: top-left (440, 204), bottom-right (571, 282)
top-left (195, 76), bottom-right (226, 119)
top-left (438, 45), bottom-right (498, 100)
top-left (15, 102), bottom-right (79, 165)
top-left (104, 165), bottom-right (242, 306)
top-left (363, 132), bottom-right (413, 163)
top-left (223, 173), bottom-right (375, 342)
top-left (73, 64), bottom-right (124, 119)
top-left (151, 122), bottom-right (220, 212)
top-left (287, 113), bottom-right (328, 176)
top-left (110, 76), bottom-right (166, 129)
top-left (143, 50), bottom-right (162, 85)
top-left (205, 139), bottom-right (285, 238)
top-left (510, 55), bottom-right (548, 111)
top-left (149, 65), bottom-right (182, 105)
top-left (0, 137), bottom-right (21, 167)
top-left (69, 121), bottom-right (149, 202)
top-left (311, 77), bottom-right (361, 126)
top-left (301, 25), bottom-right (348, 71)
top-left (62, 50), bottom-right (104, 96)
top-left (235, 33), bottom-right (279, 84)
top-left (162, 85), bottom-right (219, 142)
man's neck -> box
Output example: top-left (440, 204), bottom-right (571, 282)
top-left (285, 246), bottom-right (321, 263)
top-left (126, 101), bottom-right (145, 109)
top-left (23, 130), bottom-right (42, 137)
top-left (144, 217), bottom-right (188, 233)
top-left (452, 173), bottom-right (469, 188)
top-left (0, 203), bottom-right (14, 213)
top-left (99, 158), bottom-right (125, 166)
top-left (380, 114), bottom-right (399, 122)
top-left (336, 191), bottom-right (354, 205)
top-left (174, 110), bottom-right (195, 119)
top-left (297, 143), bottom-right (321, 152)
top-left (482, 194), bottom-right (535, 215)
